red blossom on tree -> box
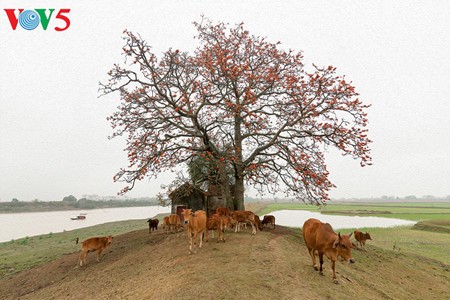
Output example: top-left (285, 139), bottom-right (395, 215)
top-left (99, 17), bottom-right (372, 209)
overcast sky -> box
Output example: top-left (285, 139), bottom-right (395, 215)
top-left (1, 1), bottom-right (449, 202)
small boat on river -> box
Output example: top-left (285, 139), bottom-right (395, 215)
top-left (70, 213), bottom-right (87, 220)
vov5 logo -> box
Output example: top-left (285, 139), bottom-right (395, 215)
top-left (3, 8), bottom-right (71, 31)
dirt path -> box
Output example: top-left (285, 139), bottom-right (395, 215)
top-left (1, 225), bottom-right (448, 299)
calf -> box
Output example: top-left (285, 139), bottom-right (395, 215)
top-left (77, 235), bottom-right (113, 267)
top-left (205, 214), bottom-right (225, 243)
top-left (231, 210), bottom-right (258, 235)
top-left (147, 218), bottom-right (159, 233)
top-left (354, 230), bottom-right (372, 251)
top-left (262, 215), bottom-right (276, 229)
top-left (181, 209), bottom-right (207, 254)
top-left (302, 218), bottom-right (355, 284)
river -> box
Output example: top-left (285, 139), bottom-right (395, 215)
top-left (269, 209), bottom-right (416, 230)
top-left (0, 206), bottom-right (170, 243)
top-left (0, 206), bottom-right (416, 242)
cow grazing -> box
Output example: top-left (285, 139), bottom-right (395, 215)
top-left (219, 214), bottom-right (232, 231)
top-left (205, 214), bottom-right (225, 243)
top-left (181, 209), bottom-right (207, 254)
top-left (231, 210), bottom-right (258, 235)
top-left (77, 235), bottom-right (113, 267)
top-left (147, 218), bottom-right (159, 233)
top-left (254, 215), bottom-right (263, 231)
top-left (354, 230), bottom-right (372, 251)
top-left (302, 218), bottom-right (355, 284)
top-left (262, 215), bottom-right (276, 229)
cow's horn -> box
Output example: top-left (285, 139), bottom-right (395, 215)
top-left (333, 237), bottom-right (339, 248)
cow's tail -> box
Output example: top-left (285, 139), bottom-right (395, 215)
top-left (75, 237), bottom-right (79, 244)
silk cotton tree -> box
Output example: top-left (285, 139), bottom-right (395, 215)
top-left (99, 18), bottom-right (372, 210)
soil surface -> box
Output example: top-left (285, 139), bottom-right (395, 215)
top-left (0, 225), bottom-right (448, 300)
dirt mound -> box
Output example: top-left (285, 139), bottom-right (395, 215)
top-left (0, 225), bottom-right (448, 300)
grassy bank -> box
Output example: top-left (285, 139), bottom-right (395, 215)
top-left (0, 217), bottom-right (168, 278)
top-left (259, 201), bottom-right (450, 221)
top-left (258, 202), bottom-right (450, 265)
top-left (1, 202), bottom-right (449, 280)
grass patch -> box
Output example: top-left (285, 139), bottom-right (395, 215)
top-left (259, 202), bottom-right (450, 221)
top-left (257, 202), bottom-right (450, 265)
top-left (361, 225), bottom-right (450, 265)
top-left (413, 219), bottom-right (450, 234)
top-left (0, 216), bottom-right (167, 278)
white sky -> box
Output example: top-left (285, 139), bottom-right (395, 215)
top-left (1, 1), bottom-right (449, 202)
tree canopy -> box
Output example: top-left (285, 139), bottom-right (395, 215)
top-left (100, 17), bottom-right (372, 208)
top-left (62, 195), bottom-right (77, 202)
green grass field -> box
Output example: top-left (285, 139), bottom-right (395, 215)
top-left (259, 201), bottom-right (450, 221)
top-left (259, 201), bottom-right (450, 265)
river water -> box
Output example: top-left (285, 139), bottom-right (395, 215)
top-left (0, 206), bottom-right (170, 243)
top-left (269, 209), bottom-right (416, 230)
top-left (0, 206), bottom-right (415, 243)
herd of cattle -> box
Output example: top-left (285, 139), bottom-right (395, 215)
top-left (78, 207), bottom-right (372, 284)
top-left (147, 208), bottom-right (276, 253)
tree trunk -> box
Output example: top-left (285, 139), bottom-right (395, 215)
top-left (234, 113), bottom-right (245, 211)
top-left (218, 163), bottom-right (233, 210)
top-left (234, 172), bottom-right (245, 211)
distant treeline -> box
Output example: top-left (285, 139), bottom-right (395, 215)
top-left (0, 198), bottom-right (161, 213)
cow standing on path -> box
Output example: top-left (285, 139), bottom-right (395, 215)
top-left (181, 209), bottom-right (207, 254)
top-left (262, 215), bottom-right (276, 229)
top-left (162, 216), bottom-right (170, 234)
top-left (302, 218), bottom-right (355, 284)
top-left (205, 214), bottom-right (226, 243)
top-left (168, 214), bottom-right (182, 233)
top-left (230, 211), bottom-right (258, 234)
top-left (147, 218), bottom-right (159, 233)
top-left (77, 235), bottom-right (113, 267)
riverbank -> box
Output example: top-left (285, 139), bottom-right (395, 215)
top-left (0, 199), bottom-right (160, 213)
top-left (0, 202), bottom-right (266, 278)
top-left (0, 206), bottom-right (170, 243)
top-left (1, 219), bottom-right (448, 299)
top-left (1, 202), bottom-right (449, 279)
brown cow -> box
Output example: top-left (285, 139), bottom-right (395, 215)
top-left (215, 206), bottom-right (231, 217)
top-left (254, 215), bottom-right (263, 231)
top-left (302, 218), bottom-right (355, 284)
top-left (205, 214), bottom-right (225, 243)
top-left (231, 210), bottom-right (258, 235)
top-left (262, 215), bottom-right (276, 229)
top-left (168, 214), bottom-right (182, 233)
top-left (77, 235), bottom-right (113, 267)
top-left (147, 218), bottom-right (159, 233)
top-left (162, 216), bottom-right (170, 233)
top-left (181, 209), bottom-right (207, 254)
top-left (210, 213), bottom-right (232, 232)
top-left (354, 230), bottom-right (372, 251)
